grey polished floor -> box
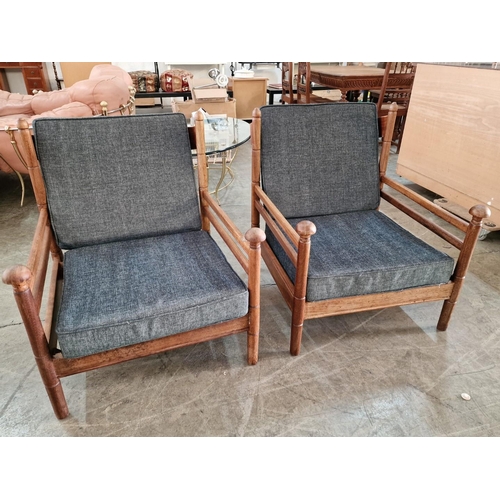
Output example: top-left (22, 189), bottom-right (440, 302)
top-left (1, 110), bottom-right (500, 437)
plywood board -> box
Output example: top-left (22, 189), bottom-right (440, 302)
top-left (397, 63), bottom-right (500, 230)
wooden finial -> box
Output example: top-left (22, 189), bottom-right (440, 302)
top-left (2, 265), bottom-right (32, 292)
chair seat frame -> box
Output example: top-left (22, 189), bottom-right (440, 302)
top-left (251, 103), bottom-right (490, 355)
top-left (3, 113), bottom-right (265, 419)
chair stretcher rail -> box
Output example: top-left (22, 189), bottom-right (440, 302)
top-left (381, 175), bottom-right (469, 233)
top-left (255, 201), bottom-right (298, 267)
top-left (202, 190), bottom-right (250, 273)
top-left (381, 191), bottom-right (464, 250)
top-left (254, 185), bottom-right (300, 247)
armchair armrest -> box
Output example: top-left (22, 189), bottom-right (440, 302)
top-left (201, 189), bottom-right (265, 275)
top-left (380, 174), bottom-right (491, 249)
top-left (3, 206), bottom-right (62, 343)
top-left (253, 184), bottom-right (317, 269)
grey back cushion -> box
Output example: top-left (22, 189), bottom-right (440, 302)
top-left (33, 114), bottom-right (201, 249)
top-left (260, 103), bottom-right (380, 219)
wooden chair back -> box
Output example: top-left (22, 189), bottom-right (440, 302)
top-left (296, 62), bottom-right (313, 103)
top-left (281, 62), bottom-right (296, 104)
top-left (376, 62), bottom-right (416, 151)
top-left (296, 62), bottom-right (331, 104)
top-left (376, 62), bottom-right (416, 114)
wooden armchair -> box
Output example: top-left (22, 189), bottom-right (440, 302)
top-left (251, 102), bottom-right (490, 356)
top-left (296, 62), bottom-right (332, 104)
top-left (375, 62), bottom-right (416, 151)
top-left (2, 112), bottom-right (265, 419)
top-left (281, 62), bottom-right (296, 104)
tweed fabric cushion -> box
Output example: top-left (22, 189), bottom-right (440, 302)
top-left (33, 114), bottom-right (200, 249)
top-left (56, 230), bottom-right (248, 358)
top-left (260, 103), bottom-right (380, 219)
top-left (266, 210), bottom-right (455, 302)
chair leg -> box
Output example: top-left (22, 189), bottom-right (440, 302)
top-left (247, 319), bottom-right (259, 365)
top-left (290, 297), bottom-right (306, 356)
top-left (247, 290), bottom-right (260, 365)
top-left (44, 377), bottom-right (69, 420)
top-left (3, 266), bottom-right (69, 419)
top-left (437, 205), bottom-right (491, 331)
top-left (19, 295), bottom-right (69, 419)
top-left (290, 220), bottom-right (316, 356)
top-left (245, 228), bottom-right (265, 365)
top-left (437, 298), bottom-right (455, 331)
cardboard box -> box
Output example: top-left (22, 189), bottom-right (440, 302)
top-left (171, 98), bottom-right (237, 119)
top-left (228, 77), bottom-right (268, 120)
top-left (192, 87), bottom-right (228, 103)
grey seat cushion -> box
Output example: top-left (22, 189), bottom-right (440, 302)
top-left (260, 103), bottom-right (380, 219)
top-left (266, 210), bottom-right (455, 302)
top-left (56, 230), bottom-right (248, 358)
top-left (33, 114), bottom-right (201, 249)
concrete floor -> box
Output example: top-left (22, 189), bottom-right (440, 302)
top-left (1, 107), bottom-right (500, 437)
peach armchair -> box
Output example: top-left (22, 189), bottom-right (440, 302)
top-left (0, 64), bottom-right (136, 200)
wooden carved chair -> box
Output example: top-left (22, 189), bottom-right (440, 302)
top-left (281, 62), bottom-right (296, 104)
top-left (251, 102), bottom-right (490, 355)
top-left (375, 62), bottom-right (416, 152)
top-left (2, 112), bottom-right (265, 419)
top-left (296, 62), bottom-right (332, 104)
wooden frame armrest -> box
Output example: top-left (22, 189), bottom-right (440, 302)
top-left (381, 175), bottom-right (491, 250)
top-left (253, 185), bottom-right (316, 306)
top-left (253, 185), bottom-right (303, 267)
top-left (201, 190), bottom-right (265, 274)
top-left (195, 108), bottom-right (265, 278)
top-left (3, 206), bottom-right (62, 345)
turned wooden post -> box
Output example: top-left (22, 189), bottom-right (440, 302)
top-left (195, 110), bottom-right (210, 232)
top-left (17, 120), bottom-right (61, 261)
top-left (437, 204), bottom-right (491, 331)
top-left (17, 119), bottom-right (48, 211)
top-left (2, 266), bottom-right (69, 419)
top-left (379, 102), bottom-right (398, 187)
top-left (245, 227), bottom-right (266, 365)
top-left (290, 220), bottom-right (316, 356)
top-left (251, 107), bottom-right (262, 230)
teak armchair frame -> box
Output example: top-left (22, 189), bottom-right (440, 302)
top-left (3, 112), bottom-right (265, 419)
top-left (251, 102), bottom-right (490, 356)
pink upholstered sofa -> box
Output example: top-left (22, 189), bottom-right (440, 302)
top-left (0, 64), bottom-right (135, 175)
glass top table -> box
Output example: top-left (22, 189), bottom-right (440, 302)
top-left (193, 118), bottom-right (251, 203)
